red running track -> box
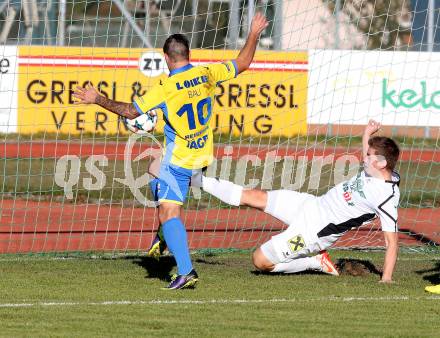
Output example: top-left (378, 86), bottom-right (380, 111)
top-left (0, 200), bottom-right (438, 253)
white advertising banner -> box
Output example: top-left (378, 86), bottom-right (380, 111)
top-left (308, 49), bottom-right (440, 127)
top-left (0, 46), bottom-right (18, 133)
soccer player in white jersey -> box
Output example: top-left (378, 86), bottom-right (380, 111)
top-left (193, 120), bottom-right (401, 283)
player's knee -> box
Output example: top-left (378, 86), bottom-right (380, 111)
top-left (158, 203), bottom-right (181, 223)
top-left (252, 248), bottom-right (274, 272)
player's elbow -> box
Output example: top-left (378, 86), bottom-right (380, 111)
top-left (235, 58), bottom-right (250, 74)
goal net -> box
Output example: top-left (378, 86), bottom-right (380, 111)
top-left (0, 0), bottom-right (438, 253)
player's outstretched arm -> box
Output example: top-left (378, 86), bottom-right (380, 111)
top-left (363, 119), bottom-right (381, 158)
top-left (235, 12), bottom-right (269, 74)
top-left (381, 231), bottom-right (398, 283)
top-left (73, 84), bottom-right (139, 119)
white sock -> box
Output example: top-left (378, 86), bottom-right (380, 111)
top-left (202, 176), bottom-right (243, 206)
top-left (271, 256), bottom-right (321, 274)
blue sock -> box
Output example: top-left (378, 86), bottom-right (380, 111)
top-left (162, 217), bottom-right (193, 275)
top-left (149, 178), bottom-right (160, 201)
top-left (149, 178), bottom-right (164, 239)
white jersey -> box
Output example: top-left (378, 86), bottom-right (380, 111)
top-left (263, 170), bottom-right (400, 263)
top-left (317, 170), bottom-right (400, 238)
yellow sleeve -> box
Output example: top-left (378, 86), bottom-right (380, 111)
top-left (133, 84), bottom-right (165, 115)
top-left (206, 60), bottom-right (238, 84)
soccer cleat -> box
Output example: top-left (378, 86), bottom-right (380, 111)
top-left (163, 269), bottom-right (199, 290)
top-left (425, 284), bottom-right (440, 294)
top-left (147, 231), bottom-right (167, 259)
top-left (317, 251), bottom-right (339, 276)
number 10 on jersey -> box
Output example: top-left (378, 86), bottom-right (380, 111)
top-left (177, 97), bottom-right (212, 130)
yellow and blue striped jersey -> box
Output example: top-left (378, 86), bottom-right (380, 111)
top-left (133, 60), bottom-right (238, 169)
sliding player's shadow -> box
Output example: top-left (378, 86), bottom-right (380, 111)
top-left (415, 261), bottom-right (440, 284)
top-left (129, 256), bottom-right (176, 282)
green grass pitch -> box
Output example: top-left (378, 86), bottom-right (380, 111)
top-left (0, 250), bottom-right (439, 337)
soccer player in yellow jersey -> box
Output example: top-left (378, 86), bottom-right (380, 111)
top-left (73, 13), bottom-right (268, 289)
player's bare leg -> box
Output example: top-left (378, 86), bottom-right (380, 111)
top-left (158, 202), bottom-right (181, 224)
top-left (148, 155), bottom-right (161, 178)
top-left (252, 245), bottom-right (321, 274)
top-left (240, 189), bottom-right (268, 211)
top-left (253, 247), bottom-right (338, 275)
top-left (146, 157), bottom-right (167, 259)
top-left (252, 247), bottom-right (275, 271)
top-left (195, 175), bottom-right (268, 210)
top-left (196, 175), bottom-right (339, 276)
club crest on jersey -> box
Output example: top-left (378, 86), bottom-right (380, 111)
top-left (350, 173), bottom-right (366, 199)
top-left (287, 235), bottom-right (305, 253)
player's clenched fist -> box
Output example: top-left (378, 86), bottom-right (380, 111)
top-left (73, 84), bottom-right (100, 104)
top-left (250, 12), bottom-right (269, 37)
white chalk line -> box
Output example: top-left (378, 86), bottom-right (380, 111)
top-left (1, 296), bottom-right (439, 308)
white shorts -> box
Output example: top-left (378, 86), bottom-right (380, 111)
top-left (260, 190), bottom-right (337, 264)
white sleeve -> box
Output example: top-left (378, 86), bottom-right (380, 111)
top-left (376, 190), bottom-right (399, 232)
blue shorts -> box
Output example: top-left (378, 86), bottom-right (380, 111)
top-left (157, 163), bottom-right (200, 205)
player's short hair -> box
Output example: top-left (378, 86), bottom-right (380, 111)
top-left (368, 136), bottom-right (400, 171)
top-left (163, 34), bottom-right (190, 62)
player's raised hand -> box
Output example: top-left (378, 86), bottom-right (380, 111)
top-left (364, 119), bottom-right (381, 136)
top-left (73, 84), bottom-right (100, 104)
top-left (250, 12), bottom-right (269, 37)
